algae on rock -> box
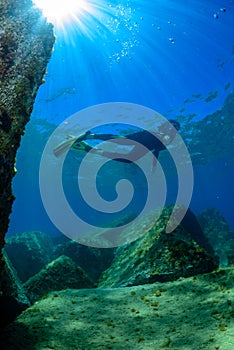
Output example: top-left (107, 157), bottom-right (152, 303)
top-left (0, 0), bottom-right (55, 291)
top-left (98, 207), bottom-right (218, 288)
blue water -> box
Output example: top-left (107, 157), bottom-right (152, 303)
top-left (7, 0), bottom-right (234, 237)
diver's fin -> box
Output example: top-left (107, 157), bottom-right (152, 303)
top-left (73, 141), bottom-right (93, 152)
top-left (72, 130), bottom-right (92, 142)
top-left (53, 131), bottom-right (92, 157)
top-left (53, 136), bottom-right (77, 157)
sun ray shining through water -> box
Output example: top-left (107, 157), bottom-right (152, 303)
top-left (33, 0), bottom-right (93, 25)
top-left (33, 0), bottom-right (119, 40)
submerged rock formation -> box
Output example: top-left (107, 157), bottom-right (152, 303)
top-left (198, 208), bottom-right (234, 267)
top-left (0, 266), bottom-right (233, 350)
top-left (54, 238), bottom-right (115, 283)
top-left (0, 0), bottom-right (54, 292)
top-left (0, 251), bottom-right (30, 328)
top-left (5, 231), bottom-right (115, 284)
top-left (24, 255), bottom-right (94, 303)
top-left (5, 231), bottom-right (54, 282)
top-left (99, 208), bottom-right (218, 288)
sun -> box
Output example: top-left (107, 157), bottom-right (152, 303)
top-left (33, 0), bottom-right (115, 40)
top-left (33, 0), bottom-right (91, 25)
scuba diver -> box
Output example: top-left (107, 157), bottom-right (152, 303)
top-left (53, 120), bottom-right (217, 257)
top-left (53, 119), bottom-right (180, 166)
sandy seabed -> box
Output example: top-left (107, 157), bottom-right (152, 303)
top-left (0, 266), bottom-right (233, 350)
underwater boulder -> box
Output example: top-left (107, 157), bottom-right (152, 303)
top-left (0, 252), bottom-right (30, 329)
top-left (224, 239), bottom-right (234, 265)
top-left (198, 208), bottom-right (234, 267)
top-left (5, 231), bottom-right (54, 282)
top-left (24, 255), bottom-right (94, 303)
top-left (1, 266), bottom-right (233, 350)
top-left (98, 207), bottom-right (218, 288)
top-left (54, 238), bottom-right (115, 283)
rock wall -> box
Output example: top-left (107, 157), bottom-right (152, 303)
top-left (0, 0), bottom-right (55, 292)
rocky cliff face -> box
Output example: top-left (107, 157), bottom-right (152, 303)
top-left (0, 0), bottom-right (55, 292)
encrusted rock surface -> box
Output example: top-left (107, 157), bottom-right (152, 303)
top-left (54, 238), bottom-right (115, 283)
top-left (0, 266), bottom-right (233, 350)
top-left (198, 208), bottom-right (234, 266)
top-left (0, 0), bottom-right (54, 291)
top-left (98, 208), bottom-right (218, 288)
top-left (5, 231), bottom-right (115, 284)
top-left (24, 255), bottom-right (94, 303)
top-left (0, 251), bottom-right (30, 328)
top-left (5, 231), bottom-right (54, 282)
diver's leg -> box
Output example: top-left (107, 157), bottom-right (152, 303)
top-left (87, 133), bottom-right (121, 141)
top-left (74, 130), bottom-right (92, 142)
top-left (76, 131), bottom-right (122, 142)
top-left (72, 140), bottom-right (93, 152)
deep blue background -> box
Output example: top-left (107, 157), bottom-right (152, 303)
top-left (7, 0), bottom-right (234, 237)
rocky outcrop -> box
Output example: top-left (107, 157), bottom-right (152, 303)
top-left (198, 208), bottom-right (234, 267)
top-left (54, 238), bottom-right (115, 283)
top-left (5, 231), bottom-right (54, 282)
top-left (0, 0), bottom-right (54, 291)
top-left (24, 255), bottom-right (94, 302)
top-left (0, 266), bottom-right (233, 350)
top-left (5, 231), bottom-right (115, 284)
top-left (99, 208), bottom-right (218, 288)
top-left (0, 251), bottom-right (30, 328)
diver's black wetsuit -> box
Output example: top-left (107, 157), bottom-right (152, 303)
top-left (125, 130), bottom-right (165, 156)
top-left (75, 120), bottom-right (180, 163)
top-left (91, 130), bottom-right (166, 163)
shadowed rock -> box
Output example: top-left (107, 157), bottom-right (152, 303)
top-left (5, 231), bottom-right (54, 282)
top-left (54, 237), bottom-right (115, 283)
top-left (99, 207), bottom-right (218, 288)
top-left (24, 255), bottom-right (94, 303)
top-left (0, 252), bottom-right (30, 329)
top-left (0, 0), bottom-right (54, 291)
